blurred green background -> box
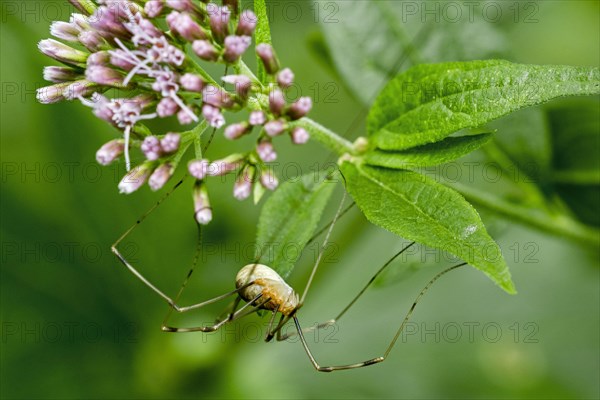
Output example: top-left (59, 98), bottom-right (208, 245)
top-left (1, 1), bottom-right (599, 399)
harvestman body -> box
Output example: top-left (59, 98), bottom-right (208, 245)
top-left (112, 185), bottom-right (466, 372)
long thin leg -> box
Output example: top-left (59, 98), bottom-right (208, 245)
top-left (294, 262), bottom-right (467, 372)
top-left (304, 202), bottom-right (356, 247)
top-left (279, 241), bottom-right (415, 341)
top-left (161, 294), bottom-right (268, 333)
top-left (300, 189), bottom-right (348, 304)
top-left (264, 310), bottom-right (280, 341)
top-left (267, 314), bottom-right (293, 342)
top-left (112, 177), bottom-right (186, 251)
top-left (113, 233), bottom-right (252, 313)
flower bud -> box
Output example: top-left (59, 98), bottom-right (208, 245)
top-left (202, 85), bottom-right (234, 109)
top-left (86, 65), bottom-right (124, 86)
top-left (43, 66), bottom-right (81, 83)
top-left (264, 119), bottom-right (286, 137)
top-left (208, 154), bottom-right (244, 176)
top-left (269, 88), bottom-right (286, 116)
top-left (96, 139), bottom-right (124, 165)
top-left (257, 141), bottom-right (277, 162)
top-left (148, 163), bottom-right (174, 191)
top-left (38, 39), bottom-right (88, 65)
top-left (156, 97), bottom-right (179, 117)
top-left (88, 93), bottom-right (114, 122)
top-left (277, 68), bottom-right (294, 89)
top-left (260, 169), bottom-right (278, 191)
top-left (70, 13), bottom-right (90, 30)
top-left (87, 51), bottom-right (110, 66)
top-left (236, 10), bottom-right (257, 36)
top-left (118, 164), bottom-right (152, 194)
top-left (141, 136), bottom-right (162, 160)
top-left (249, 110), bottom-right (266, 126)
top-left (89, 6), bottom-right (129, 39)
top-left (224, 122), bottom-right (250, 140)
top-left (290, 127), bottom-right (310, 144)
top-left (166, 0), bottom-right (195, 12)
top-left (167, 11), bottom-right (206, 42)
top-left (160, 132), bottom-right (180, 153)
top-left (193, 181), bottom-right (212, 225)
top-left (208, 5), bottom-right (231, 42)
top-left (78, 30), bottom-right (106, 52)
top-left (177, 109), bottom-right (195, 125)
top-left (256, 43), bottom-right (280, 74)
top-left (145, 0), bottom-right (164, 18)
top-left (188, 159), bottom-right (209, 180)
top-left (222, 35), bottom-right (251, 63)
top-left (36, 82), bottom-right (71, 104)
top-left (201, 104), bottom-right (225, 128)
top-left (287, 97), bottom-right (313, 120)
top-left (233, 165), bottom-right (255, 201)
top-left (192, 40), bottom-right (219, 62)
top-left (180, 73), bottom-right (205, 92)
top-left (232, 180), bottom-right (252, 200)
top-left (50, 21), bottom-right (80, 42)
top-left (109, 50), bottom-right (136, 70)
top-left (64, 80), bottom-right (100, 100)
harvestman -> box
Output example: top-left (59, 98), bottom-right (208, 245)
top-left (111, 175), bottom-right (466, 372)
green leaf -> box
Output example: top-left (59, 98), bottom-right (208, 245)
top-left (305, 30), bottom-right (344, 85)
top-left (340, 160), bottom-right (516, 294)
top-left (368, 60), bottom-right (600, 150)
top-left (253, 0), bottom-right (271, 83)
top-left (319, 1), bottom-right (409, 104)
top-left (255, 172), bottom-right (336, 278)
top-left (364, 133), bottom-right (493, 168)
top-left (319, 1), bottom-right (509, 104)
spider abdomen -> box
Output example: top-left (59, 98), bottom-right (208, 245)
top-left (235, 264), bottom-right (299, 316)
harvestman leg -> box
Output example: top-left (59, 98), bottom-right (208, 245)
top-left (112, 216), bottom-right (260, 331)
top-left (110, 184), bottom-right (278, 332)
top-left (277, 241), bottom-right (416, 341)
top-left (294, 262), bottom-right (467, 372)
top-left (261, 188), bottom-right (349, 342)
top-left (161, 294), bottom-right (271, 332)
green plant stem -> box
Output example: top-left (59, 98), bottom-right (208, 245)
top-left (449, 181), bottom-right (600, 247)
top-left (292, 118), bottom-right (354, 156)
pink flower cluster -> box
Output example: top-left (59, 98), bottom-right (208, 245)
top-left (37, 0), bottom-right (313, 224)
